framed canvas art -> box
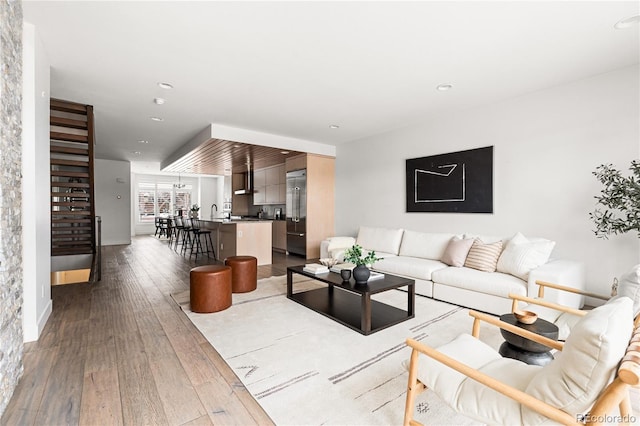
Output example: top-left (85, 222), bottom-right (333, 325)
top-left (406, 146), bottom-right (493, 213)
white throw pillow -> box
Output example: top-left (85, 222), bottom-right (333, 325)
top-left (496, 232), bottom-right (555, 280)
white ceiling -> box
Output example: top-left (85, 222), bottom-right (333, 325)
top-left (23, 1), bottom-right (639, 166)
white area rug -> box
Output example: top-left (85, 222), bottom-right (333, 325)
top-left (173, 275), bottom-right (504, 425)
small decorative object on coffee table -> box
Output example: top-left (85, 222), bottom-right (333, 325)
top-left (499, 313), bottom-right (559, 366)
top-left (513, 309), bottom-right (538, 325)
top-left (343, 244), bottom-right (381, 285)
top-left (340, 269), bottom-right (351, 281)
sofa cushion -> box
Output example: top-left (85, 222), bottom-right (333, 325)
top-left (496, 232), bottom-right (555, 280)
top-left (522, 297), bottom-right (634, 425)
top-left (441, 236), bottom-right (475, 267)
top-left (373, 256), bottom-right (447, 281)
top-left (464, 239), bottom-right (503, 273)
top-left (356, 226), bottom-right (404, 255)
top-left (398, 230), bottom-right (457, 260)
top-left (432, 267), bottom-right (527, 298)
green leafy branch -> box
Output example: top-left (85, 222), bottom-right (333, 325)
top-left (343, 244), bottom-right (381, 266)
top-left (589, 160), bottom-right (640, 239)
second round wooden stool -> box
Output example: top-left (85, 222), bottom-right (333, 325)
top-left (224, 256), bottom-right (257, 293)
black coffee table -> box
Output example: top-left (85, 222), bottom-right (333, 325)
top-left (498, 313), bottom-right (559, 366)
top-left (287, 265), bottom-right (415, 335)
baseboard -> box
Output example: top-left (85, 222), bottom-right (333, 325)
top-left (23, 299), bottom-right (52, 343)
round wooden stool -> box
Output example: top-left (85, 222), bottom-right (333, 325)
top-left (224, 256), bottom-right (258, 293)
top-left (190, 265), bottom-right (232, 313)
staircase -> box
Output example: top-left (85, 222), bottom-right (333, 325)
top-left (50, 99), bottom-right (96, 256)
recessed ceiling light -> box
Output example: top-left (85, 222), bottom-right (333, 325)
top-left (234, 144), bottom-right (242, 148)
top-left (137, 140), bottom-right (149, 144)
top-left (153, 97), bottom-right (166, 105)
top-left (157, 82), bottom-right (174, 89)
top-left (150, 117), bottom-right (164, 122)
top-left (614, 14), bottom-right (640, 29)
top-left (132, 151), bottom-right (141, 155)
top-left (281, 151), bottom-right (290, 155)
top-left (329, 125), bottom-right (340, 129)
top-left (436, 83), bottom-right (453, 91)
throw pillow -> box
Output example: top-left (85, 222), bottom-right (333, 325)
top-left (464, 239), bottom-right (503, 272)
top-left (441, 236), bottom-right (475, 267)
top-left (496, 232), bottom-right (555, 281)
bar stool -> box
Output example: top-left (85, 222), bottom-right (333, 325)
top-left (179, 217), bottom-right (195, 256)
top-left (190, 265), bottom-right (232, 313)
top-left (173, 216), bottom-right (185, 252)
top-left (190, 219), bottom-right (215, 260)
top-left (154, 217), bottom-right (162, 236)
top-left (224, 256), bottom-right (257, 293)
top-left (166, 218), bottom-right (175, 246)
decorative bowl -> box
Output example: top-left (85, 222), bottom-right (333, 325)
top-left (513, 309), bottom-right (538, 325)
top-left (319, 258), bottom-right (338, 269)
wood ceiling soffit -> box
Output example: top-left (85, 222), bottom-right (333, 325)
top-left (163, 138), bottom-right (301, 175)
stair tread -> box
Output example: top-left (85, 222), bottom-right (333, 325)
top-left (51, 132), bottom-right (88, 143)
top-left (50, 146), bottom-right (89, 155)
top-left (50, 99), bottom-right (88, 114)
top-left (50, 116), bottom-right (87, 129)
top-left (50, 159), bottom-right (89, 167)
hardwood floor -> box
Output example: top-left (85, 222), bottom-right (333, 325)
top-left (1, 236), bottom-right (303, 426)
top-left (5, 236), bottom-right (639, 425)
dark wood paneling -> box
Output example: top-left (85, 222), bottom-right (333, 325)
top-left (162, 138), bottom-right (303, 175)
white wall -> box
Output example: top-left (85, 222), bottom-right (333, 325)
top-left (335, 66), bottom-right (640, 296)
top-left (95, 159), bottom-right (132, 245)
top-left (21, 23), bottom-right (52, 342)
top-left (198, 176), bottom-right (221, 219)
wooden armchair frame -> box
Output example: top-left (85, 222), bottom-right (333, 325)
top-left (403, 310), bottom-right (640, 426)
top-left (509, 280), bottom-right (640, 328)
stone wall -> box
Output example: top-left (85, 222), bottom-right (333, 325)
top-left (0, 0), bottom-right (23, 416)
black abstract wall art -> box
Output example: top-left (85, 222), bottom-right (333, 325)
top-left (406, 146), bottom-right (493, 213)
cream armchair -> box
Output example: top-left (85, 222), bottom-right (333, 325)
top-left (404, 297), bottom-right (639, 426)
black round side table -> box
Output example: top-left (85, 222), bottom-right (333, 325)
top-left (498, 313), bottom-right (559, 366)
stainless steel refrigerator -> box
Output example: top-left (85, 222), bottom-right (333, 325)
top-left (286, 169), bottom-right (307, 257)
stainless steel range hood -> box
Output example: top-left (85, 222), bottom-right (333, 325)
top-left (233, 170), bottom-right (253, 195)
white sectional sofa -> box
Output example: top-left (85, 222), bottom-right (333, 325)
top-left (321, 226), bottom-right (585, 315)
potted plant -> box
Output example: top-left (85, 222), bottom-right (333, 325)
top-left (190, 204), bottom-right (200, 218)
top-left (343, 244), bottom-right (381, 284)
top-left (589, 160), bottom-right (640, 239)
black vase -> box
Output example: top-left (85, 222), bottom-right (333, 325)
top-left (352, 265), bottom-right (370, 285)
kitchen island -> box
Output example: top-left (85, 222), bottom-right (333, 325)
top-left (199, 219), bottom-right (272, 265)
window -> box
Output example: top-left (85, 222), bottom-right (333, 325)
top-left (138, 182), bottom-right (156, 223)
top-left (136, 179), bottom-right (194, 224)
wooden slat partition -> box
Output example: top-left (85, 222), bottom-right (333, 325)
top-left (50, 98), bottom-right (96, 256)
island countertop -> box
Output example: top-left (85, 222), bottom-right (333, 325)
top-left (197, 219), bottom-right (272, 265)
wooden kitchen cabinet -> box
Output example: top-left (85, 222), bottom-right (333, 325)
top-left (253, 187), bottom-right (266, 204)
top-left (272, 220), bottom-right (287, 252)
top-left (265, 185), bottom-right (280, 204)
top-left (286, 154), bottom-right (307, 172)
top-left (253, 164), bottom-right (286, 205)
top-left (285, 153), bottom-right (334, 259)
top-left (253, 169), bottom-right (266, 187)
